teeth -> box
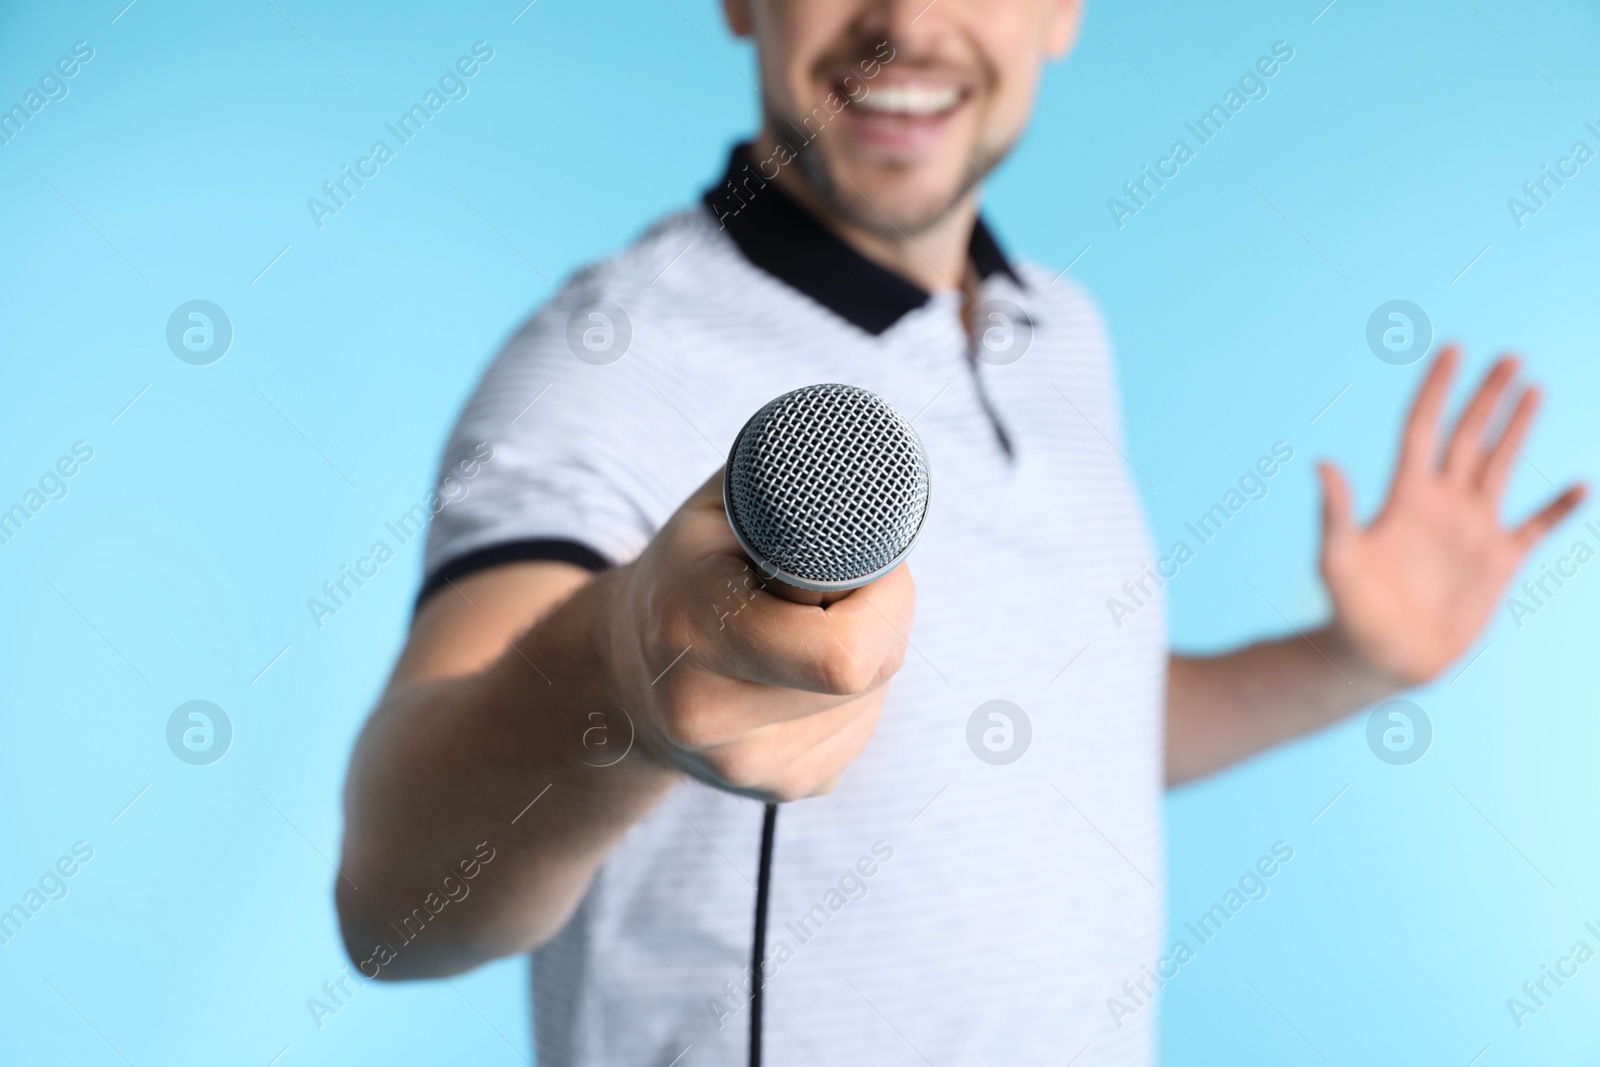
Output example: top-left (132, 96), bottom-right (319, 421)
top-left (855, 83), bottom-right (961, 116)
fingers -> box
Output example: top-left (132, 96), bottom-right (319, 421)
top-left (1318, 461), bottom-right (1356, 547)
top-left (661, 668), bottom-right (887, 747)
top-left (1513, 484), bottom-right (1588, 554)
top-left (694, 560), bottom-right (914, 696)
top-left (1396, 349), bottom-right (1552, 507)
top-left (1395, 345), bottom-right (1459, 481)
top-left (651, 674), bottom-right (862, 758)
top-left (640, 464), bottom-right (910, 721)
top-left (685, 465), bottom-right (732, 515)
top-left (693, 691), bottom-right (879, 797)
top-left (631, 462), bottom-right (908, 799)
top-left (1477, 387), bottom-right (1541, 500)
top-left (1443, 357), bottom-right (1519, 484)
top-left (768, 694), bottom-right (883, 798)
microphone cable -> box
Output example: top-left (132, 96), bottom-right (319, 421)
top-left (749, 801), bottom-right (778, 1067)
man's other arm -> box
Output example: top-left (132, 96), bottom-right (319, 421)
top-left (1167, 348), bottom-right (1585, 785)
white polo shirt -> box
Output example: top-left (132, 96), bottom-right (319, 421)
top-left (423, 146), bottom-right (1167, 1066)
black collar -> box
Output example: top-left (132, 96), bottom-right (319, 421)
top-left (703, 143), bottom-right (1022, 336)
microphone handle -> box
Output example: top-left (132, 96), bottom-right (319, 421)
top-left (741, 555), bottom-right (848, 607)
top-left (761, 574), bottom-right (841, 608)
top-left (761, 579), bottom-right (838, 604)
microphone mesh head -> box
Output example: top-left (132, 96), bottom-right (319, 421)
top-left (724, 383), bottom-right (931, 591)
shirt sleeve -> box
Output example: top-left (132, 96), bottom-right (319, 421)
top-left (418, 256), bottom-right (721, 607)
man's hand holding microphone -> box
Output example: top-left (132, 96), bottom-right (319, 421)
top-left (606, 468), bottom-right (916, 801)
top-left (337, 385), bottom-right (928, 975)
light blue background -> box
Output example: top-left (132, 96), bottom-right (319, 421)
top-left (2, 0), bottom-right (1597, 1063)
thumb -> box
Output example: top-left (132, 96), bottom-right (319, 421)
top-left (689, 465), bottom-right (729, 513)
top-left (1318, 460), bottom-right (1356, 549)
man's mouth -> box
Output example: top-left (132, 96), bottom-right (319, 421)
top-left (827, 75), bottom-right (972, 154)
top-left (851, 82), bottom-right (965, 118)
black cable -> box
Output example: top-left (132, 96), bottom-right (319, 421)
top-left (749, 801), bottom-right (778, 1067)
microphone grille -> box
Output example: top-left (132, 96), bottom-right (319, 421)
top-left (724, 383), bottom-right (931, 591)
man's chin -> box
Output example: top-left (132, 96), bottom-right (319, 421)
top-left (806, 155), bottom-right (978, 238)
top-left (840, 193), bottom-right (964, 239)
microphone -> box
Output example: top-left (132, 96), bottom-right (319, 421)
top-left (725, 384), bottom-right (931, 1064)
top-left (723, 383), bottom-right (931, 605)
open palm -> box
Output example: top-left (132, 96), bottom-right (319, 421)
top-left (1319, 347), bottom-right (1586, 689)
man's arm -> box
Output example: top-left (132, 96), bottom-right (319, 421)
top-left (335, 560), bottom-right (674, 979)
top-left (1167, 348), bottom-right (1585, 785)
top-left (335, 473), bottom-right (912, 979)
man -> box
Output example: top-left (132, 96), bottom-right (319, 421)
top-left (335, 0), bottom-right (1584, 1063)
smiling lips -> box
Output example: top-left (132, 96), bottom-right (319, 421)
top-left (855, 82), bottom-right (964, 116)
top-left (830, 76), bottom-right (971, 154)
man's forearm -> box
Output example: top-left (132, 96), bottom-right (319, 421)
top-left (1165, 625), bottom-right (1399, 785)
top-left (336, 569), bottom-right (680, 979)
